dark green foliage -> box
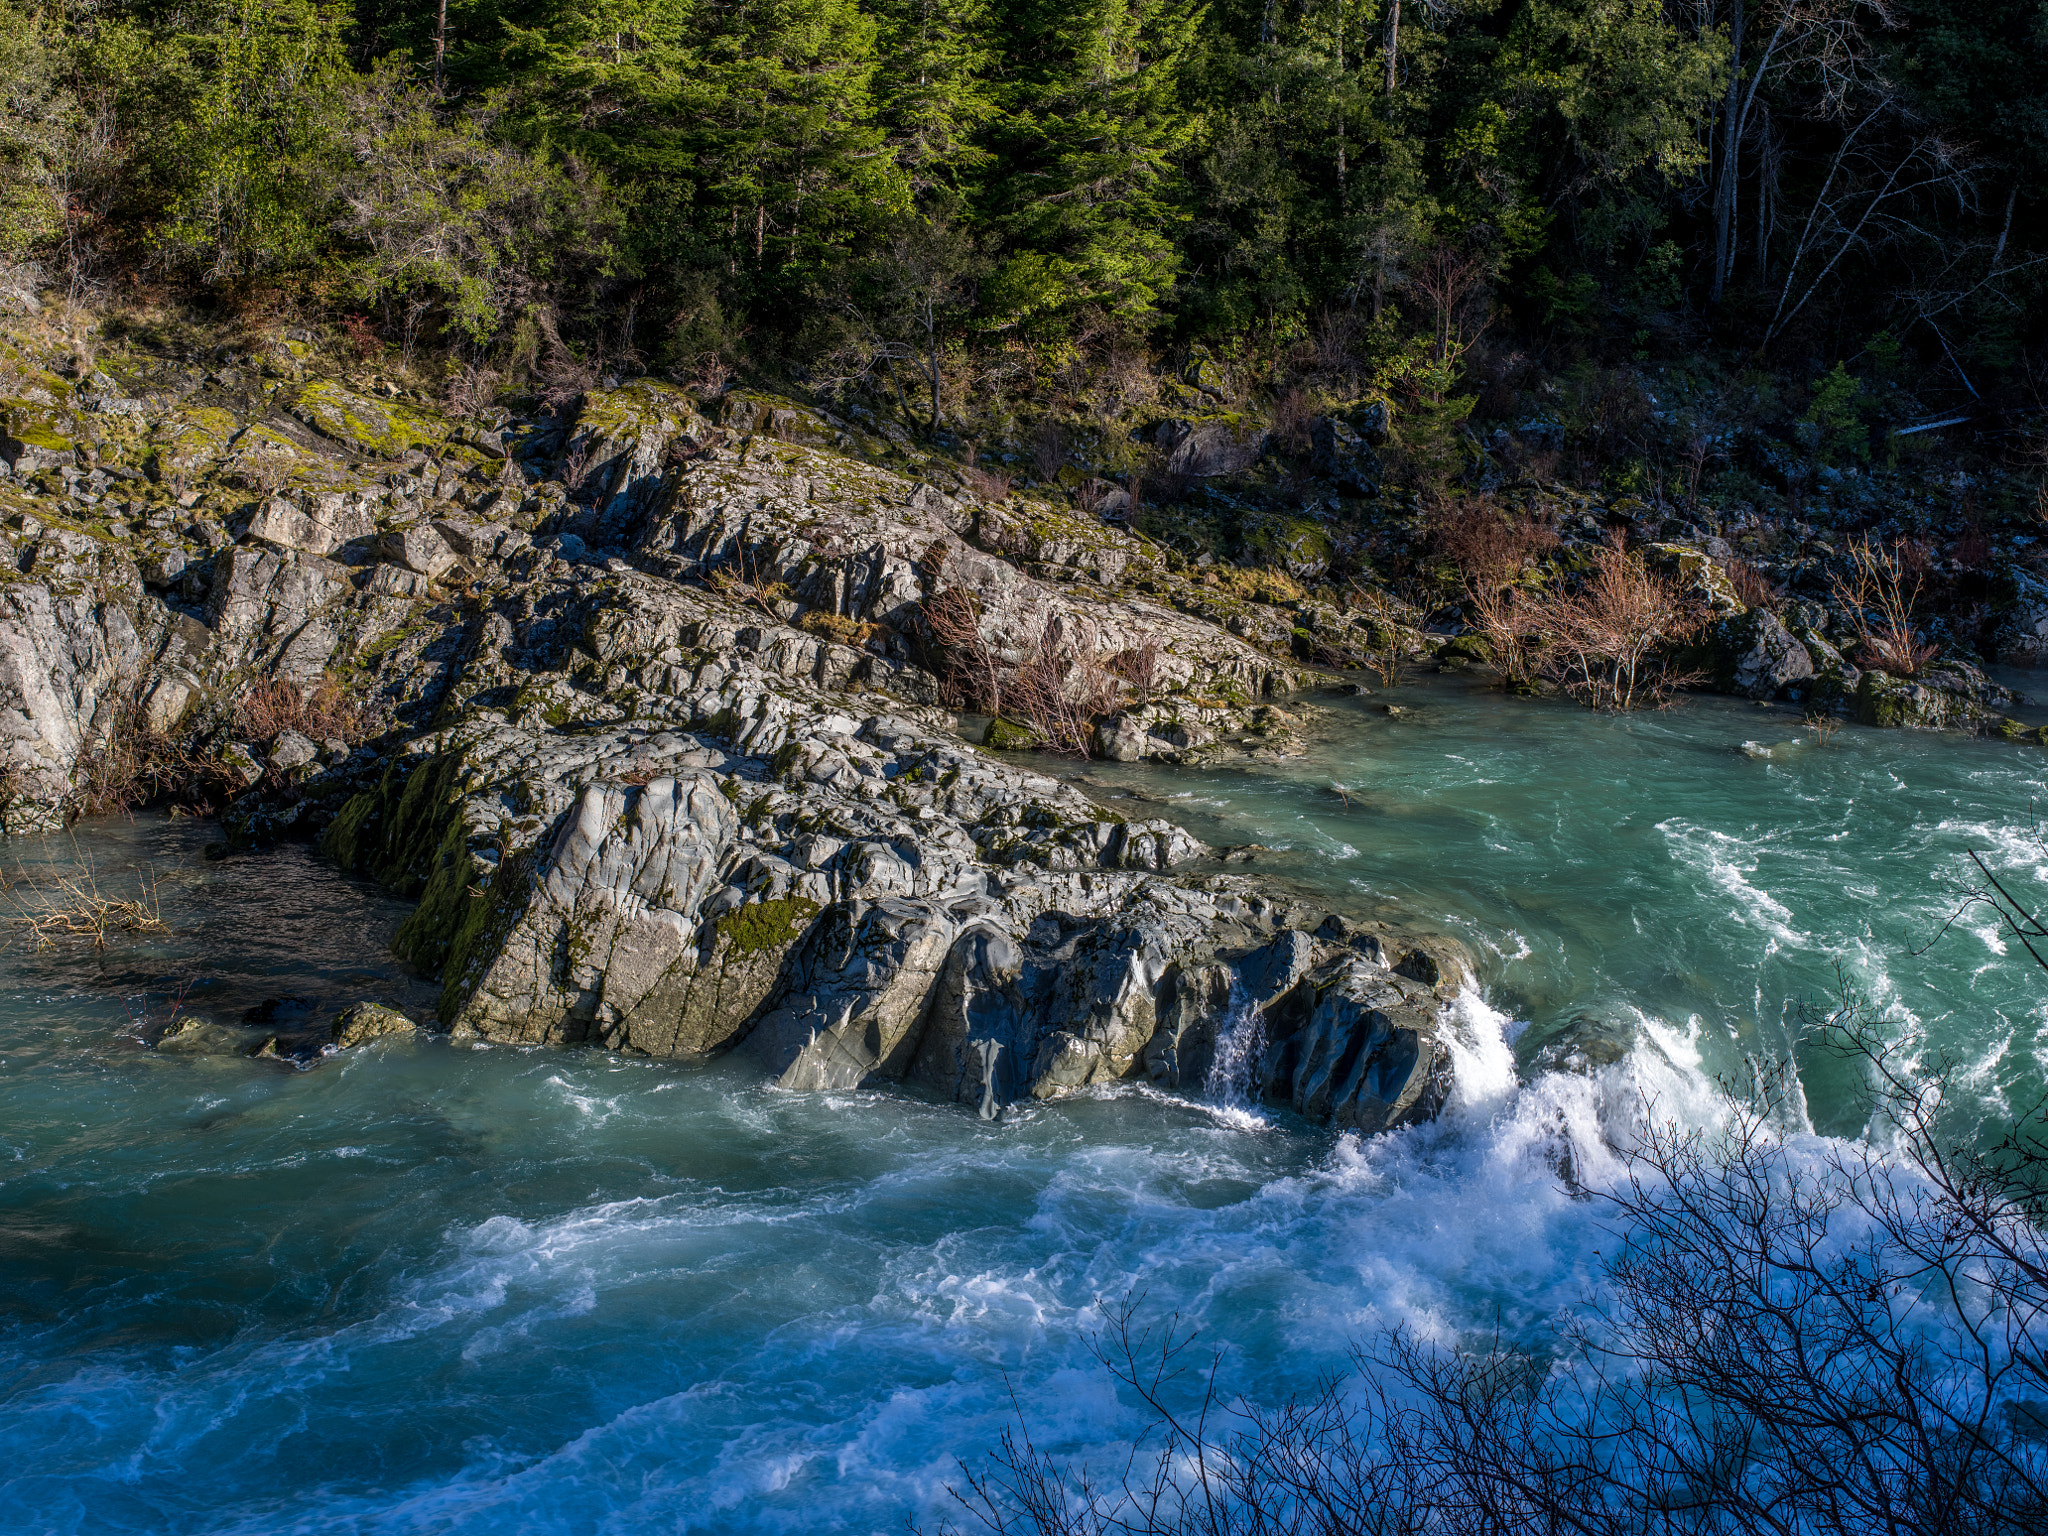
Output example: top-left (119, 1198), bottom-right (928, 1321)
top-left (2, 0), bottom-right (2042, 421)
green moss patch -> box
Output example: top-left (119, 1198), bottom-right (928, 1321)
top-left (291, 379), bottom-right (445, 458)
top-left (715, 894), bottom-right (820, 955)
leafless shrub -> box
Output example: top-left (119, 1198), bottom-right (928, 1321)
top-left (706, 548), bottom-right (795, 626)
top-left (70, 686), bottom-right (220, 821)
top-left (1545, 532), bottom-right (1705, 710)
top-left (692, 354), bottom-right (735, 397)
top-left (341, 312), bottom-right (381, 359)
top-left (1269, 387), bottom-right (1315, 456)
top-left (921, 585), bottom-right (1005, 713)
top-left (1006, 624), bottom-right (1124, 757)
top-left (1806, 709), bottom-right (1843, 747)
top-left (1345, 586), bottom-right (1414, 689)
top-left (1428, 499), bottom-right (1561, 692)
top-left (961, 442), bottom-right (1012, 502)
top-left (444, 360), bottom-right (502, 419)
top-left (1407, 242), bottom-right (1493, 371)
top-left (1427, 497), bottom-right (1558, 590)
top-left (1832, 537), bottom-right (1938, 677)
top-left (535, 311), bottom-right (601, 411)
top-left (1465, 581), bottom-right (1548, 692)
top-left (1029, 420), bottom-right (1068, 484)
top-left (1309, 308), bottom-right (1364, 379)
top-left (1105, 639), bottom-right (1163, 702)
top-left (920, 584), bottom-right (1156, 757)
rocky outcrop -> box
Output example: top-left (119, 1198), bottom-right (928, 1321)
top-left (294, 554), bottom-right (1440, 1118)
top-left (0, 329), bottom-right (1480, 1129)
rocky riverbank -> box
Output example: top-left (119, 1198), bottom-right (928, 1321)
top-left (3, 310), bottom-right (2043, 1128)
top-left (0, 314), bottom-right (1480, 1129)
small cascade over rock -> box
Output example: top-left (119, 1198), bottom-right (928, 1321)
top-left (1201, 975), bottom-right (1268, 1113)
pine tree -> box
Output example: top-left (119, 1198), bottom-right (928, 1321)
top-left (985, 0), bottom-right (1204, 327)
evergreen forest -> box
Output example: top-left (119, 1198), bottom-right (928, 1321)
top-left (3, 0), bottom-right (2047, 497)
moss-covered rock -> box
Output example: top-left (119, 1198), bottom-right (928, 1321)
top-left (716, 894), bottom-right (821, 955)
top-left (1242, 513), bottom-right (1335, 582)
top-left (1853, 664), bottom-right (2015, 731)
top-left (1435, 633), bottom-right (1494, 665)
top-left (290, 380), bottom-right (445, 458)
top-left (983, 717), bottom-right (1043, 751)
top-left (330, 1001), bottom-right (417, 1047)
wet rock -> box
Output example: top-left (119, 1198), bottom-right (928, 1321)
top-left (449, 774), bottom-right (743, 1050)
top-left (748, 896), bottom-right (963, 1090)
top-left (1260, 957), bottom-right (1449, 1132)
top-left (157, 1019), bottom-right (261, 1055)
top-left (1791, 627), bottom-right (1861, 707)
top-left (1522, 1011), bottom-right (1636, 1076)
top-left (330, 1001), bottom-right (417, 1048)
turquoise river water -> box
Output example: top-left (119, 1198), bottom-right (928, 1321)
top-left (2, 678), bottom-right (2045, 1534)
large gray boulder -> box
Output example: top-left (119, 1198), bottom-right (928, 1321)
top-left (1712, 609), bottom-right (1815, 699)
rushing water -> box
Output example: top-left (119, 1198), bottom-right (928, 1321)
top-left (2, 683), bottom-right (2045, 1534)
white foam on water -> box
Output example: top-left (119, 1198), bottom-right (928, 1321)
top-left (1657, 819), bottom-right (1807, 949)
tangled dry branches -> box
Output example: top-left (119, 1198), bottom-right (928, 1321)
top-left (8, 857), bottom-right (166, 950)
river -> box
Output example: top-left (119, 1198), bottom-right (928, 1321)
top-left (2, 678), bottom-right (2042, 1533)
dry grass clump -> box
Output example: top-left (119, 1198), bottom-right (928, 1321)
top-left (798, 610), bottom-right (875, 646)
top-left (1195, 563), bottom-right (1306, 606)
top-left (232, 673), bottom-right (381, 745)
